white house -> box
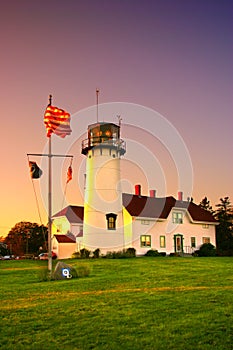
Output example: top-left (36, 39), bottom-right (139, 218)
top-left (122, 187), bottom-right (217, 255)
top-left (52, 206), bottom-right (83, 259)
top-left (52, 121), bottom-right (217, 258)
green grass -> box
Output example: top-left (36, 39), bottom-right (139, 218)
top-left (0, 257), bottom-right (233, 350)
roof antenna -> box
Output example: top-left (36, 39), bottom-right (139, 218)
top-left (117, 115), bottom-right (122, 127)
top-left (96, 88), bottom-right (100, 123)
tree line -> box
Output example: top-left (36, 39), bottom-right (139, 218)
top-left (199, 196), bottom-right (233, 255)
top-left (0, 222), bottom-right (48, 257)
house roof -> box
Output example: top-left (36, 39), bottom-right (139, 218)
top-left (54, 234), bottom-right (76, 243)
top-left (52, 205), bottom-right (83, 223)
top-left (122, 193), bottom-right (175, 219)
top-left (175, 200), bottom-right (217, 223)
top-left (122, 193), bottom-right (217, 223)
top-left (53, 195), bottom-right (217, 225)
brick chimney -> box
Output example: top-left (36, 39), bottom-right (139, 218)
top-left (149, 189), bottom-right (156, 198)
top-left (135, 184), bottom-right (141, 196)
top-left (178, 191), bottom-right (183, 201)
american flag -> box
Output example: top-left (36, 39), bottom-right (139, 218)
top-left (44, 105), bottom-right (72, 138)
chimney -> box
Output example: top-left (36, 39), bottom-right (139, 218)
top-left (135, 184), bottom-right (141, 196)
top-left (178, 191), bottom-right (183, 201)
top-left (149, 189), bottom-right (156, 198)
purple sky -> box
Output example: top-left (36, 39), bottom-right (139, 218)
top-left (0, 0), bottom-right (232, 236)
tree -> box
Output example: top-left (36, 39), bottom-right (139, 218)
top-left (4, 222), bottom-right (48, 256)
top-left (199, 197), bottom-right (213, 213)
top-left (214, 197), bottom-right (233, 255)
top-left (0, 236), bottom-right (8, 256)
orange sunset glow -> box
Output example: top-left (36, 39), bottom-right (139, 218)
top-left (0, 1), bottom-right (232, 237)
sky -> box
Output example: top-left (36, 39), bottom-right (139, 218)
top-left (0, 0), bottom-right (232, 237)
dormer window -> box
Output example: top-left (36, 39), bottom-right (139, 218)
top-left (172, 212), bottom-right (183, 224)
top-left (106, 213), bottom-right (117, 230)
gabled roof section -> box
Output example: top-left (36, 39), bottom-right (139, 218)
top-left (122, 193), bottom-right (217, 223)
top-left (122, 193), bottom-right (176, 219)
top-left (175, 200), bottom-right (217, 223)
top-left (52, 205), bottom-right (83, 223)
top-left (54, 234), bottom-right (76, 243)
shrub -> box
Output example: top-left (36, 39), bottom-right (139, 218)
top-left (159, 252), bottom-right (167, 257)
top-left (80, 248), bottom-right (91, 259)
top-left (105, 251), bottom-right (120, 259)
top-left (126, 247), bottom-right (136, 257)
top-left (93, 248), bottom-right (100, 258)
top-left (72, 251), bottom-right (81, 259)
top-left (75, 264), bottom-right (91, 277)
top-left (105, 248), bottom-right (136, 259)
top-left (169, 252), bottom-right (181, 257)
top-left (144, 249), bottom-right (161, 257)
top-left (196, 243), bottom-right (216, 257)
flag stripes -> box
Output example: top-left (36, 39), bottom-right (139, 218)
top-left (44, 105), bottom-right (72, 138)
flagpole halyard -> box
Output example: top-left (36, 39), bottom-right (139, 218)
top-left (47, 94), bottom-right (53, 274)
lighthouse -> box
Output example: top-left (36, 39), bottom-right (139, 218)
top-left (81, 121), bottom-right (126, 252)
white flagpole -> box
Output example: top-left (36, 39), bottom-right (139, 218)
top-left (48, 95), bottom-right (53, 274)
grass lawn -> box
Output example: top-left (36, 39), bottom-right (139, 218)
top-left (0, 257), bottom-right (233, 350)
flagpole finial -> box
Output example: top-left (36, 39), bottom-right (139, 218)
top-left (48, 94), bottom-right (52, 106)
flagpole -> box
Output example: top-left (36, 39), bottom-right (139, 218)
top-left (48, 95), bottom-right (53, 275)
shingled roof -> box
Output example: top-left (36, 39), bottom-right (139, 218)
top-left (175, 200), bottom-right (217, 223)
top-left (53, 196), bottom-right (217, 225)
top-left (122, 193), bottom-right (176, 219)
top-left (52, 205), bottom-right (83, 223)
top-left (54, 234), bottom-right (76, 243)
top-left (122, 193), bottom-right (217, 223)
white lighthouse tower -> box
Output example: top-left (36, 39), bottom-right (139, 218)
top-left (81, 121), bottom-right (126, 252)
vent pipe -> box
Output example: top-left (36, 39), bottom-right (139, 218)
top-left (135, 184), bottom-right (141, 196)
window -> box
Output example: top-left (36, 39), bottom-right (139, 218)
top-left (140, 235), bottom-right (151, 247)
top-left (202, 224), bottom-right (209, 229)
top-left (172, 212), bottom-right (183, 224)
top-left (202, 237), bottom-right (210, 244)
top-left (160, 236), bottom-right (166, 248)
top-left (141, 220), bottom-right (150, 225)
top-left (191, 237), bottom-right (196, 248)
top-left (106, 213), bottom-right (117, 230)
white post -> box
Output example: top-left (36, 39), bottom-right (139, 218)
top-left (48, 114), bottom-right (52, 274)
